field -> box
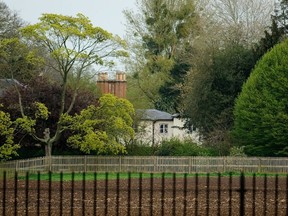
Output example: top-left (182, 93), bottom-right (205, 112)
top-left (0, 172), bottom-right (287, 215)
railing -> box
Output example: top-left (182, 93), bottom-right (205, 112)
top-left (1, 156), bottom-right (288, 174)
top-left (0, 171), bottom-right (287, 215)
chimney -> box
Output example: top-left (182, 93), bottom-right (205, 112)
top-left (96, 71), bottom-right (127, 98)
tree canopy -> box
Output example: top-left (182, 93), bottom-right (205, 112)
top-left (12, 13), bottom-right (128, 157)
top-left (65, 94), bottom-right (135, 155)
top-left (233, 39), bottom-right (288, 156)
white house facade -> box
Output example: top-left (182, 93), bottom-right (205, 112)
top-left (135, 109), bottom-right (200, 146)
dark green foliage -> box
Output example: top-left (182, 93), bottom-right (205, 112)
top-left (253, 19), bottom-right (285, 60)
top-left (156, 60), bottom-right (191, 113)
top-left (233, 39), bottom-right (288, 156)
top-left (125, 141), bottom-right (157, 156)
top-left (155, 138), bottom-right (214, 156)
top-left (183, 44), bottom-right (256, 136)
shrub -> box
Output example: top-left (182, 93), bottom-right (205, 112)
top-left (233, 39), bottom-right (288, 156)
top-left (156, 138), bottom-right (214, 156)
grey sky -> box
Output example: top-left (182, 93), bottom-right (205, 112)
top-left (4, 0), bottom-right (136, 38)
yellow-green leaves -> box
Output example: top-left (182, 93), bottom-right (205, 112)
top-left (34, 102), bottom-right (50, 120)
top-left (15, 116), bottom-right (36, 134)
top-left (67, 94), bottom-right (135, 155)
top-left (21, 13), bottom-right (127, 76)
top-left (0, 107), bottom-right (20, 160)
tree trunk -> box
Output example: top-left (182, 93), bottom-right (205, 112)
top-left (45, 142), bottom-right (52, 172)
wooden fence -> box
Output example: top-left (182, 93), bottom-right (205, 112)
top-left (1, 156), bottom-right (288, 175)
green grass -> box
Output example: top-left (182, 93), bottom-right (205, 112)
top-left (17, 171), bottom-right (287, 181)
top-left (18, 172), bottom-right (188, 181)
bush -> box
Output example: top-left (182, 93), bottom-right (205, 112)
top-left (156, 138), bottom-right (214, 156)
top-left (125, 141), bottom-right (158, 156)
top-left (233, 39), bottom-right (288, 156)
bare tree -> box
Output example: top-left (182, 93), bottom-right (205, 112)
top-left (203, 0), bottom-right (274, 45)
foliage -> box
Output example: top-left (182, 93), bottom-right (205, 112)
top-left (229, 146), bottom-right (246, 157)
top-left (0, 105), bottom-right (19, 160)
top-left (124, 0), bottom-right (199, 112)
top-left (13, 13), bottom-right (127, 156)
top-left (0, 75), bottom-right (99, 151)
top-left (125, 141), bottom-right (157, 156)
top-left (65, 94), bottom-right (135, 155)
top-left (233, 39), bottom-right (288, 156)
top-left (155, 138), bottom-right (214, 156)
top-left (182, 43), bottom-right (256, 137)
top-left (0, 38), bottom-right (43, 82)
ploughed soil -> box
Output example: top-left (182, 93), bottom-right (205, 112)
top-left (0, 175), bottom-right (287, 215)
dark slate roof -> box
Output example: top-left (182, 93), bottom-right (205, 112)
top-left (137, 109), bottom-right (173, 121)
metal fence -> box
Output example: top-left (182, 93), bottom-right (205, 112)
top-left (0, 171), bottom-right (287, 215)
top-left (1, 156), bottom-right (288, 175)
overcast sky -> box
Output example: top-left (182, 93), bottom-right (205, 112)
top-left (4, 0), bottom-right (136, 38)
top-left (4, 0), bottom-right (137, 71)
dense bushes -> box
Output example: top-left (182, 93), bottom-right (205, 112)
top-left (126, 138), bottom-right (217, 156)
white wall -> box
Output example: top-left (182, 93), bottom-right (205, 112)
top-left (135, 118), bottom-right (201, 145)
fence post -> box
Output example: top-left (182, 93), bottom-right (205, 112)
top-left (16, 160), bottom-right (19, 173)
top-left (258, 158), bottom-right (262, 173)
top-left (154, 156), bottom-right (157, 172)
top-left (189, 157), bottom-right (192, 173)
top-left (119, 156), bottom-right (122, 172)
top-left (239, 172), bottom-right (245, 216)
top-left (84, 155), bottom-right (87, 173)
top-left (223, 157), bottom-right (226, 173)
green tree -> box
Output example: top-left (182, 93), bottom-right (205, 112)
top-left (124, 0), bottom-right (199, 112)
top-left (16, 13), bottom-right (127, 157)
top-left (0, 106), bottom-right (20, 160)
top-left (0, 38), bottom-right (43, 82)
top-left (65, 94), bottom-right (135, 155)
top-left (182, 43), bottom-right (256, 138)
top-left (233, 39), bottom-right (288, 156)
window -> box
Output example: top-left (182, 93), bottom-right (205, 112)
top-left (160, 124), bottom-right (168, 134)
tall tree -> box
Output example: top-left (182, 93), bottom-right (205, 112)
top-left (124, 0), bottom-right (199, 112)
top-left (16, 13), bottom-right (127, 157)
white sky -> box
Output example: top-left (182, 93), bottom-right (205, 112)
top-left (4, 0), bottom-right (136, 38)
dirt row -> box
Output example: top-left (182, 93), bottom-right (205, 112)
top-left (0, 176), bottom-right (287, 215)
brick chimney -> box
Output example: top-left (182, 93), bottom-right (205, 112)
top-left (96, 71), bottom-right (127, 98)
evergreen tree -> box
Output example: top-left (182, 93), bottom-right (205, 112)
top-left (233, 39), bottom-right (288, 156)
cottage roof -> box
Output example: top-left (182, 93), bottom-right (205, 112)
top-left (137, 109), bottom-right (173, 121)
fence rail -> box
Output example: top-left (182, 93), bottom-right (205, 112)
top-left (1, 156), bottom-right (288, 174)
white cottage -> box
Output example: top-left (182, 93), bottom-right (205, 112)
top-left (135, 109), bottom-right (200, 146)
